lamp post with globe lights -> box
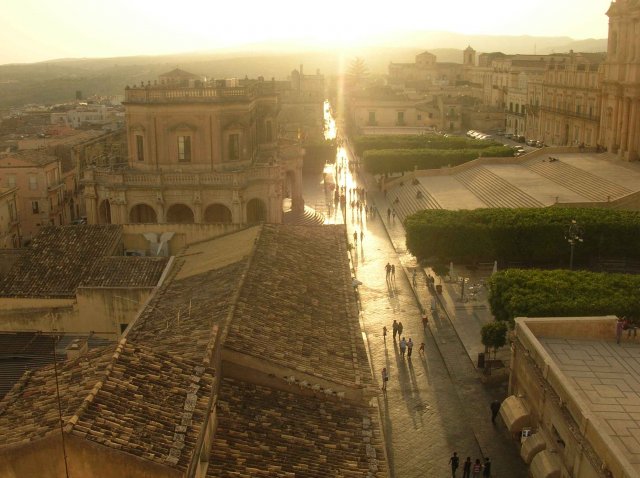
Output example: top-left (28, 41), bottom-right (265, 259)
top-left (565, 219), bottom-right (584, 270)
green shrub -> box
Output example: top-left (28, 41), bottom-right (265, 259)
top-left (353, 134), bottom-right (502, 155)
top-left (405, 208), bottom-right (640, 267)
top-left (488, 269), bottom-right (640, 322)
top-left (362, 146), bottom-right (513, 174)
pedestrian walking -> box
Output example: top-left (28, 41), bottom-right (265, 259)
top-left (392, 320), bottom-right (398, 340)
top-left (616, 316), bottom-right (624, 344)
top-left (392, 211), bottom-right (396, 221)
top-left (449, 452), bottom-right (460, 477)
top-left (387, 208), bottom-right (391, 221)
top-left (419, 342), bottom-right (425, 356)
top-left (353, 231), bottom-right (358, 245)
top-left (471, 459), bottom-right (482, 478)
top-left (490, 399), bottom-right (501, 424)
top-left (383, 326), bottom-right (387, 342)
top-left (407, 338), bottom-right (413, 357)
top-left (385, 262), bottom-right (392, 280)
top-left (398, 321), bottom-right (403, 337)
top-left (391, 264), bottom-right (396, 279)
top-left (360, 230), bottom-right (364, 243)
top-left (462, 457), bottom-right (472, 478)
top-left (381, 367), bottom-right (389, 391)
top-left (400, 337), bottom-right (407, 358)
top-left (482, 458), bottom-right (491, 477)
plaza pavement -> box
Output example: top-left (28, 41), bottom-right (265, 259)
top-left (305, 142), bottom-right (528, 477)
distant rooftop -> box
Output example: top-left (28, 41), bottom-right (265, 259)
top-left (0, 225), bottom-right (122, 298)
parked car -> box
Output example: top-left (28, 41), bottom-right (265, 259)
top-left (535, 140), bottom-right (544, 148)
top-left (526, 139), bottom-right (537, 146)
top-left (513, 146), bottom-right (526, 154)
top-left (515, 135), bottom-right (526, 143)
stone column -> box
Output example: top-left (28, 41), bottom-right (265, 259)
top-left (193, 191), bottom-right (202, 223)
top-left (613, 97), bottom-right (622, 151)
top-left (84, 186), bottom-right (98, 225)
top-left (621, 97), bottom-right (631, 155)
top-left (231, 190), bottom-right (242, 224)
top-left (628, 100), bottom-right (639, 160)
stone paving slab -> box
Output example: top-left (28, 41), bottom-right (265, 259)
top-left (539, 337), bottom-right (640, 475)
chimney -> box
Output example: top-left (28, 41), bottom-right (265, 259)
top-left (66, 338), bottom-right (88, 360)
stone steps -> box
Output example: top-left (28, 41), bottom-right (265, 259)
top-left (455, 167), bottom-right (544, 208)
top-left (282, 205), bottom-right (326, 226)
top-left (526, 157), bottom-right (632, 202)
top-left (387, 181), bottom-right (442, 222)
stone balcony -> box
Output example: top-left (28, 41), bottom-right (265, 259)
top-left (124, 83), bottom-right (276, 104)
top-left (84, 164), bottom-right (282, 189)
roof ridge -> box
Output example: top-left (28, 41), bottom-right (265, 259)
top-left (62, 337), bottom-right (127, 433)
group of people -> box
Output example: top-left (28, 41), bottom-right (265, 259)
top-left (616, 316), bottom-right (638, 344)
top-left (450, 452), bottom-right (492, 478)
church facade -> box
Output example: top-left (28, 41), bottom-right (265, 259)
top-left (600, 0), bottom-right (640, 161)
top-left (83, 70), bottom-right (304, 225)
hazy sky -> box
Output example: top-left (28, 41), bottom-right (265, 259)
top-left (1, 0), bottom-right (612, 64)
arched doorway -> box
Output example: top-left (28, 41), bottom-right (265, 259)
top-left (204, 204), bottom-right (232, 223)
top-left (246, 198), bottom-right (267, 223)
top-left (129, 203), bottom-right (157, 224)
top-left (166, 203), bottom-right (194, 223)
top-left (98, 199), bottom-right (111, 224)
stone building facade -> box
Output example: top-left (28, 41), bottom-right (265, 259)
top-left (536, 53), bottom-right (605, 147)
top-left (0, 187), bottom-right (19, 248)
top-left (505, 316), bottom-right (639, 478)
top-left (83, 70), bottom-right (304, 226)
top-left (600, 0), bottom-right (640, 160)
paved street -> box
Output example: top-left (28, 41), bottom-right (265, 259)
top-left (302, 122), bottom-right (528, 476)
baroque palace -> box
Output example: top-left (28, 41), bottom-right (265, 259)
top-left (83, 69), bottom-right (305, 226)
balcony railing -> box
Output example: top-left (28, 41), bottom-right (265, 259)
top-left (125, 84), bottom-right (275, 103)
top-left (539, 105), bottom-right (600, 122)
top-left (90, 165), bottom-right (281, 188)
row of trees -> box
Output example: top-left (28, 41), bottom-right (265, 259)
top-left (488, 269), bottom-right (640, 323)
top-left (363, 146), bottom-right (513, 175)
top-left (353, 134), bottom-right (504, 155)
top-left (405, 208), bottom-right (640, 267)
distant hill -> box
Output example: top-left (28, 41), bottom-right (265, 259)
top-left (0, 31), bottom-right (607, 108)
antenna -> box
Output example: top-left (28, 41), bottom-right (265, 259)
top-left (52, 334), bottom-right (71, 478)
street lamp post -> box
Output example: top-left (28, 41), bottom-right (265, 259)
top-left (565, 219), bottom-right (584, 270)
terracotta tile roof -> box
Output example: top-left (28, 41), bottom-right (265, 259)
top-left (80, 256), bottom-right (169, 288)
top-left (0, 345), bottom-right (115, 446)
top-left (0, 149), bottom-right (58, 167)
top-left (207, 377), bottom-right (387, 477)
top-left (0, 332), bottom-right (113, 399)
top-left (128, 261), bottom-right (246, 363)
top-left (225, 224), bottom-right (371, 387)
top-left (0, 340), bottom-right (214, 472)
top-left (0, 225), bottom-right (122, 298)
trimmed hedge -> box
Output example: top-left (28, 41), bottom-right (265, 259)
top-left (353, 134), bottom-right (501, 155)
top-left (363, 146), bottom-right (513, 174)
top-left (488, 269), bottom-right (640, 322)
top-left (405, 208), bottom-right (640, 267)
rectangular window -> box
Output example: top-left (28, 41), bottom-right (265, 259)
top-left (228, 134), bottom-right (240, 161)
top-left (178, 135), bottom-right (191, 162)
top-left (32, 201), bottom-right (39, 214)
top-left (417, 114), bottom-right (422, 120)
top-left (7, 175), bottom-right (16, 188)
top-left (136, 135), bottom-right (144, 162)
top-left (397, 111), bottom-right (404, 123)
top-left (368, 112), bottom-right (376, 124)
top-left (265, 121), bottom-right (273, 142)
top-left (29, 176), bottom-right (37, 190)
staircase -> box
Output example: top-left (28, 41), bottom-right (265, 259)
top-left (455, 167), bottom-right (544, 208)
top-left (526, 157), bottom-right (632, 202)
top-left (283, 205), bottom-right (326, 225)
top-left (386, 181), bottom-right (442, 222)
